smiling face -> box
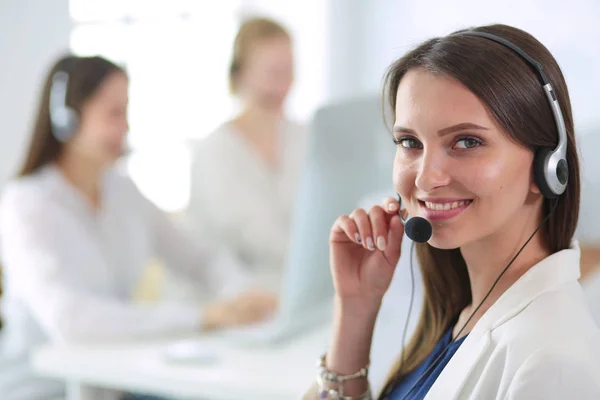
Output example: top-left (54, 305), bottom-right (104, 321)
top-left (393, 68), bottom-right (542, 249)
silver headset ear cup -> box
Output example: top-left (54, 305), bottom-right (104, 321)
top-left (50, 107), bottom-right (78, 142)
top-left (556, 158), bottom-right (568, 186)
top-left (49, 68), bottom-right (79, 142)
top-left (533, 148), bottom-right (556, 199)
top-left (534, 147), bottom-right (568, 199)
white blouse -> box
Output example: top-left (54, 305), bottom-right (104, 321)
top-left (179, 119), bottom-right (308, 295)
top-left (0, 164), bottom-right (250, 399)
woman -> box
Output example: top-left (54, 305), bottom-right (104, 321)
top-left (0, 55), bottom-right (276, 400)
top-left (183, 17), bottom-right (307, 295)
top-left (304, 24), bottom-right (600, 399)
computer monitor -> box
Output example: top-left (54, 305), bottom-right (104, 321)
top-left (279, 95), bottom-right (397, 321)
top-left (217, 95), bottom-right (398, 343)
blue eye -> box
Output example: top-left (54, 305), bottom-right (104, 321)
top-left (455, 137), bottom-right (482, 149)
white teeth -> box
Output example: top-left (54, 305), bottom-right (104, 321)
top-left (424, 200), bottom-right (471, 210)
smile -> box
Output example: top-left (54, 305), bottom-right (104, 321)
top-left (418, 199), bottom-right (473, 221)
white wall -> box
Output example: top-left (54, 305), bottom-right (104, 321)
top-left (331, 0), bottom-right (600, 131)
top-left (0, 0), bottom-right (72, 186)
top-left (325, 0), bottom-right (372, 102)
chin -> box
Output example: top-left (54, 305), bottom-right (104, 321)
top-left (427, 238), bottom-right (461, 250)
top-left (426, 227), bottom-right (464, 250)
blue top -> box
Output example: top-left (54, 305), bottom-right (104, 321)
top-left (388, 325), bottom-right (467, 400)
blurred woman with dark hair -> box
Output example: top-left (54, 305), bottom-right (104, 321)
top-left (0, 55), bottom-right (276, 399)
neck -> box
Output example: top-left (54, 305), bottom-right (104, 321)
top-left (457, 204), bottom-right (550, 333)
top-left (55, 151), bottom-right (105, 209)
top-left (236, 103), bottom-right (283, 137)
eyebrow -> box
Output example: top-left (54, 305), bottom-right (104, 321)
top-left (393, 122), bottom-right (489, 137)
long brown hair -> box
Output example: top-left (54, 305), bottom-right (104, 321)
top-left (379, 24), bottom-right (580, 397)
top-left (18, 55), bottom-right (125, 176)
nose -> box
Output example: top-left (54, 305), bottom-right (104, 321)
top-left (414, 148), bottom-right (451, 192)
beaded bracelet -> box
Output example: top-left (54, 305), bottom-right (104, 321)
top-left (316, 353), bottom-right (372, 399)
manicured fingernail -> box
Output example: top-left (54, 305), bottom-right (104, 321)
top-left (366, 236), bottom-right (375, 250)
top-left (388, 203), bottom-right (398, 211)
top-left (377, 236), bottom-right (386, 251)
top-left (354, 233), bottom-right (362, 243)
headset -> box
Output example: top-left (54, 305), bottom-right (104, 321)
top-left (388, 30), bottom-right (569, 400)
top-left (49, 60), bottom-right (79, 143)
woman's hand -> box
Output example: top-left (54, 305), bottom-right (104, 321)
top-left (329, 196), bottom-right (404, 315)
top-left (322, 196), bottom-right (405, 396)
top-left (202, 289), bottom-right (278, 331)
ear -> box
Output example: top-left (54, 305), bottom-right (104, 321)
top-left (530, 166), bottom-right (541, 194)
top-left (530, 180), bottom-right (541, 194)
top-left (529, 154), bottom-right (544, 195)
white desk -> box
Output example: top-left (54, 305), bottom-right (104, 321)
top-left (32, 323), bottom-right (332, 400)
top-left (30, 237), bottom-right (427, 400)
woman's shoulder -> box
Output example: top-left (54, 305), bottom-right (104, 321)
top-left (500, 299), bottom-right (600, 395)
top-left (0, 168), bottom-right (56, 216)
top-left (197, 122), bottom-right (236, 145)
top-left (103, 166), bottom-right (151, 209)
top-left (495, 279), bottom-right (600, 356)
top-left (189, 122), bottom-right (237, 161)
top-left (284, 118), bottom-right (308, 134)
top-left (479, 285), bottom-right (600, 396)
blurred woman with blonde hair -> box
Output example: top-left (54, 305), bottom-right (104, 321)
top-left (184, 16), bottom-right (308, 293)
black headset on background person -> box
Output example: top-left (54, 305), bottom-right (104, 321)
top-left (49, 58), bottom-right (79, 143)
top-left (398, 30), bottom-right (569, 244)
top-left (388, 30), bottom-right (569, 400)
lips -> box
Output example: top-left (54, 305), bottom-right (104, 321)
top-left (418, 199), bottom-right (473, 221)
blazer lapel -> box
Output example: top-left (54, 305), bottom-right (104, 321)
top-left (424, 329), bottom-right (492, 400)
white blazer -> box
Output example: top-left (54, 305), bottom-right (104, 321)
top-left (304, 241), bottom-right (600, 400)
top-left (423, 240), bottom-right (600, 399)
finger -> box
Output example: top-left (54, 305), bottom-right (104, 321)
top-left (384, 214), bottom-right (405, 261)
top-left (331, 215), bottom-right (362, 244)
top-left (368, 205), bottom-right (389, 252)
top-left (351, 208), bottom-right (374, 251)
top-left (382, 196), bottom-right (400, 214)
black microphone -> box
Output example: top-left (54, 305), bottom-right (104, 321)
top-left (404, 216), bottom-right (432, 243)
top-left (397, 195), bottom-right (432, 243)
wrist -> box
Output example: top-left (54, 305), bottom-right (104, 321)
top-left (201, 302), bottom-right (223, 332)
top-left (325, 297), bottom-right (379, 376)
top-left (335, 294), bottom-right (381, 324)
